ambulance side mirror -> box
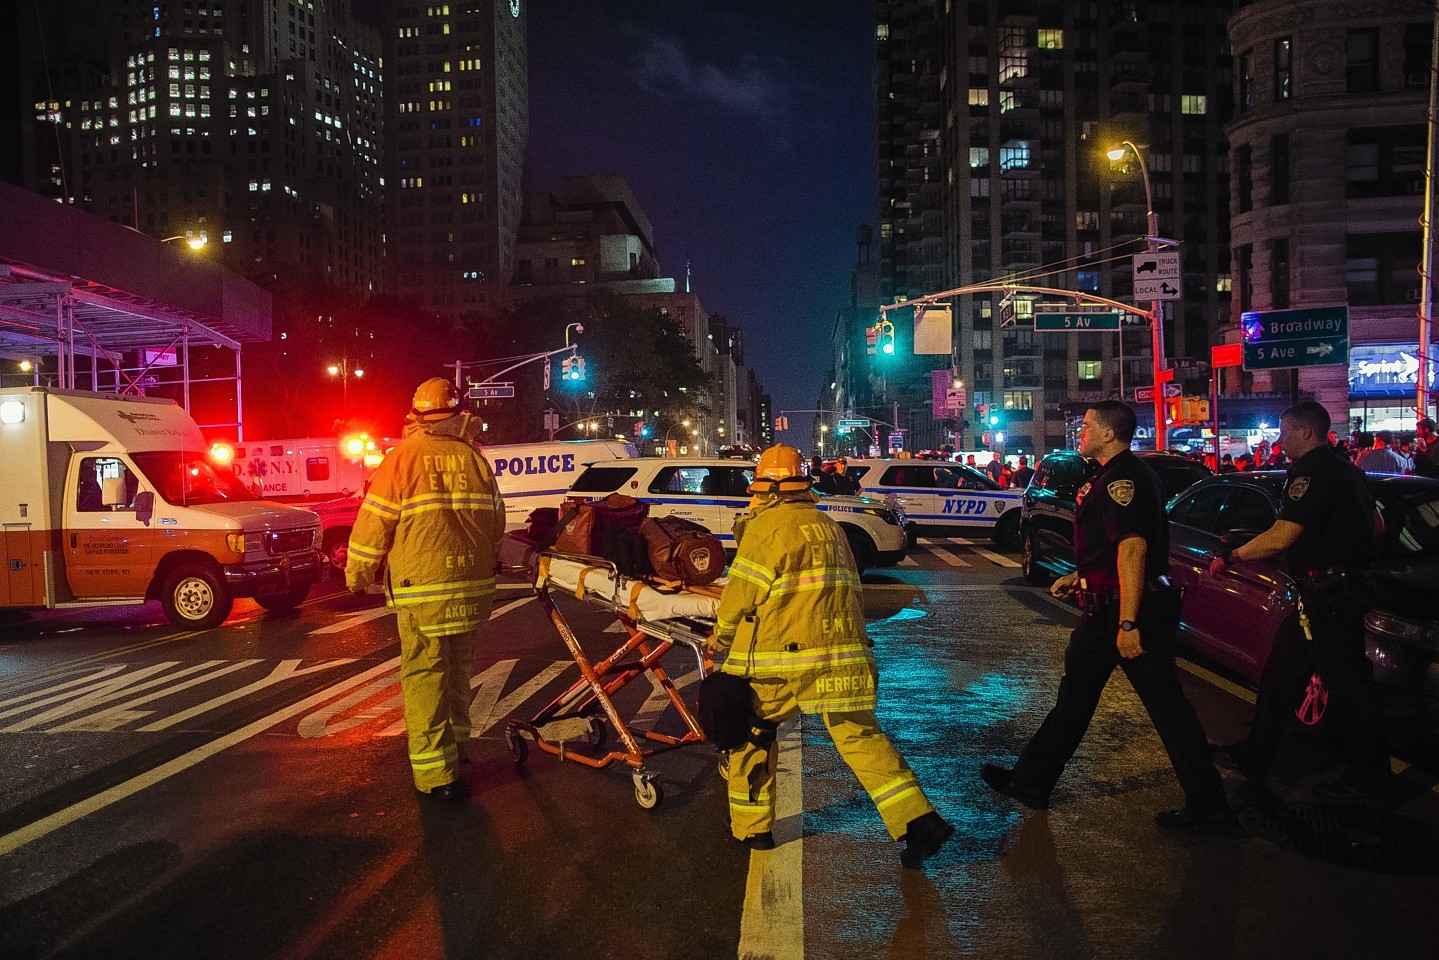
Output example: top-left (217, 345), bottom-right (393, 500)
top-left (134, 491), bottom-right (155, 526)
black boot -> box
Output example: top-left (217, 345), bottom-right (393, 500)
top-left (900, 811), bottom-right (954, 869)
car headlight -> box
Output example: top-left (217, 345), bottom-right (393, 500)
top-left (860, 507), bottom-right (900, 525)
top-left (225, 532), bottom-right (245, 554)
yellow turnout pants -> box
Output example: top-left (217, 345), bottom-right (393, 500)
top-left (726, 676), bottom-right (934, 841)
top-left (398, 610), bottom-right (477, 791)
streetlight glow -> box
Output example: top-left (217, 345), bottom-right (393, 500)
top-left (1107, 139), bottom-right (1167, 450)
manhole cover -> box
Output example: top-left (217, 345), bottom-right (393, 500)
top-left (1240, 802), bottom-right (1439, 876)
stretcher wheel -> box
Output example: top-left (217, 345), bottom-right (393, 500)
top-left (634, 777), bottom-right (663, 810)
top-left (586, 717), bottom-right (608, 748)
top-left (505, 728), bottom-right (528, 765)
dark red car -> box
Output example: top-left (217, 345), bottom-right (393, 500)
top-left (1166, 472), bottom-right (1439, 730)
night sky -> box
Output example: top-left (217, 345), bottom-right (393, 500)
top-left (525, 2), bottom-right (877, 445)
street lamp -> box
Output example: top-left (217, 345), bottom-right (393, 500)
top-left (1108, 140), bottom-right (1167, 449)
top-left (325, 358), bottom-right (365, 404)
top-left (819, 423), bottom-right (829, 457)
top-left (663, 418), bottom-right (692, 453)
top-left (161, 233), bottom-right (207, 250)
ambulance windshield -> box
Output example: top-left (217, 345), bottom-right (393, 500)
top-left (131, 451), bottom-right (260, 506)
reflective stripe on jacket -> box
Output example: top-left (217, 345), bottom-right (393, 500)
top-left (713, 492), bottom-right (876, 713)
top-left (346, 413), bottom-right (506, 636)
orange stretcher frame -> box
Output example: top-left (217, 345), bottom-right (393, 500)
top-left (502, 551), bottom-right (719, 810)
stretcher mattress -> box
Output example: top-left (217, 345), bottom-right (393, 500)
top-left (539, 556), bottom-right (721, 622)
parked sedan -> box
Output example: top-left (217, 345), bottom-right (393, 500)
top-left (1166, 472), bottom-right (1439, 726)
top-left (1020, 449), bottom-right (1213, 584)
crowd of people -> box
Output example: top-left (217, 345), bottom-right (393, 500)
top-left (1207, 417), bottom-right (1439, 478)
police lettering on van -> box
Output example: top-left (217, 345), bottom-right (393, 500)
top-left (491, 451), bottom-right (575, 482)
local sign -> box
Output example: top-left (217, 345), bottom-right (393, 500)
top-left (1132, 251), bottom-right (1183, 301)
top-left (1240, 305), bottom-right (1349, 371)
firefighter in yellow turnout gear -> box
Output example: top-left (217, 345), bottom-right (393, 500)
top-left (708, 444), bottom-right (954, 868)
top-left (346, 378), bottom-right (506, 801)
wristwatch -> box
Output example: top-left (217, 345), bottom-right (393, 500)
top-left (1119, 620), bottom-right (1138, 632)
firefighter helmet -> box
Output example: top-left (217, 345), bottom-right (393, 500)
top-left (411, 377), bottom-right (460, 417)
top-left (748, 443), bottom-right (811, 495)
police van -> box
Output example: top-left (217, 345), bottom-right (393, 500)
top-left (311, 439), bottom-right (635, 570)
top-left (841, 457), bottom-right (1023, 548)
top-left (563, 457), bottom-right (909, 572)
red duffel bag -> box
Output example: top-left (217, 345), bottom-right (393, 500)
top-left (639, 516), bottom-right (726, 586)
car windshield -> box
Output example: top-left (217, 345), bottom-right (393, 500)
top-left (1377, 487), bottom-right (1439, 558)
top-left (131, 451), bottom-right (259, 506)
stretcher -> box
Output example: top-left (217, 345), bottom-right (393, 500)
top-left (503, 550), bottom-right (721, 809)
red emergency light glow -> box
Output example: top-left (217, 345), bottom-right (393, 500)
top-left (209, 442), bottom-right (234, 464)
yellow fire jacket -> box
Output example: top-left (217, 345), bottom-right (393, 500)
top-left (711, 491), bottom-right (877, 713)
top-left (346, 413), bottom-right (506, 637)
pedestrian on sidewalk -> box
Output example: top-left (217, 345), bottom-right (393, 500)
top-left (707, 443), bottom-right (954, 868)
top-left (980, 400), bottom-right (1234, 834)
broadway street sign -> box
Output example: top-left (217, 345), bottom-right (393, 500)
top-left (1240, 305), bottom-right (1349, 371)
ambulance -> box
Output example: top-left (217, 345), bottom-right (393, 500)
top-left (309, 438), bottom-right (636, 570)
top-left (217, 434), bottom-right (386, 501)
top-left (0, 387), bottom-right (323, 630)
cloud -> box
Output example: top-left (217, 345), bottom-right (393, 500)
top-left (629, 32), bottom-right (797, 124)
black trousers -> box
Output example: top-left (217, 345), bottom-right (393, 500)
top-left (1247, 582), bottom-right (1389, 788)
top-left (1010, 586), bottom-right (1229, 815)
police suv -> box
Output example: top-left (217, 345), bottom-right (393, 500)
top-left (841, 457), bottom-right (1023, 548)
top-left (563, 457), bottom-right (909, 572)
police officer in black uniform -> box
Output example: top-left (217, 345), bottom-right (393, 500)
top-left (981, 400), bottom-right (1233, 833)
top-left (1209, 401), bottom-right (1391, 802)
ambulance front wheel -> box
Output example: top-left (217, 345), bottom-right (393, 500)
top-left (160, 563), bottom-right (233, 630)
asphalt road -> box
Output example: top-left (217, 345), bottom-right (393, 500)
top-left (1, 537), bottom-right (1436, 960)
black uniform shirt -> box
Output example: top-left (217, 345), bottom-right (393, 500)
top-left (1072, 449), bottom-right (1170, 591)
top-left (1277, 444), bottom-right (1375, 574)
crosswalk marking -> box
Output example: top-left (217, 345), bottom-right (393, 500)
top-left (928, 544), bottom-right (971, 567)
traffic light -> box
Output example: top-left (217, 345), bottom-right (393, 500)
top-left (879, 319), bottom-right (896, 355)
top-left (576, 356), bottom-right (586, 380)
top-left (865, 326), bottom-right (878, 356)
top-left (1182, 397), bottom-right (1210, 423)
top-left (561, 356), bottom-right (585, 381)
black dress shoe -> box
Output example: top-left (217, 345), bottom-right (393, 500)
top-left (735, 831), bottom-right (775, 851)
top-left (900, 811), bottom-right (955, 869)
top-left (417, 780), bottom-right (469, 802)
top-left (1155, 808), bottom-right (1246, 838)
top-left (979, 763), bottom-right (1050, 810)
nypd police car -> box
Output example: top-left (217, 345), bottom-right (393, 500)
top-left (564, 457), bottom-right (909, 572)
top-left (841, 457), bottom-right (1023, 548)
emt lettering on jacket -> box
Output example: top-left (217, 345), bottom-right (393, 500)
top-left (492, 453), bottom-right (575, 478)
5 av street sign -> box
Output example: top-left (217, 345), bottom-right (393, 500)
top-left (1033, 306), bottom-right (1126, 331)
top-left (467, 382), bottom-right (515, 399)
top-left (1240, 305), bottom-right (1349, 370)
